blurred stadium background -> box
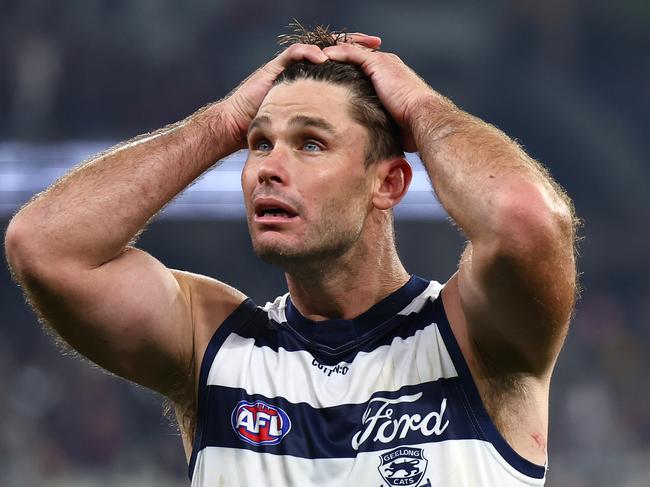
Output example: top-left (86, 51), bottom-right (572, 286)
top-left (0, 1), bottom-right (648, 486)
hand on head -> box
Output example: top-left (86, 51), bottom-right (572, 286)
top-left (220, 30), bottom-right (438, 153)
top-left (322, 41), bottom-right (441, 152)
top-left (337, 32), bottom-right (382, 50)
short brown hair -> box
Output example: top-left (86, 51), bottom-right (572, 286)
top-left (274, 23), bottom-right (404, 165)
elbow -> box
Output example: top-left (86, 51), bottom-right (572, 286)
top-left (4, 216), bottom-right (44, 281)
top-left (491, 182), bottom-right (576, 259)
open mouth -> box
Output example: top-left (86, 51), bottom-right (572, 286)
top-left (256, 207), bottom-right (296, 219)
top-left (253, 198), bottom-right (299, 222)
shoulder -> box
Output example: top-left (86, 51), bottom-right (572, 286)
top-left (171, 270), bottom-right (248, 356)
top-left (167, 270), bottom-right (249, 441)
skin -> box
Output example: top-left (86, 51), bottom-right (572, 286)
top-left (4, 33), bottom-right (576, 468)
top-left (242, 79), bottom-right (412, 319)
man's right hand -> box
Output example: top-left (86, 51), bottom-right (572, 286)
top-left (219, 44), bottom-right (327, 148)
top-left (219, 34), bottom-right (382, 148)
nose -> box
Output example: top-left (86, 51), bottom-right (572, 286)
top-left (257, 146), bottom-right (289, 185)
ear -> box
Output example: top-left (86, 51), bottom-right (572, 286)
top-left (371, 157), bottom-right (413, 210)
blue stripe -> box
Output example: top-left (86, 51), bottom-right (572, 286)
top-left (188, 298), bottom-right (260, 480)
top-left (433, 292), bottom-right (546, 479)
top-left (199, 378), bottom-right (479, 459)
top-left (234, 280), bottom-right (439, 367)
top-left (189, 280), bottom-right (546, 481)
top-left (285, 275), bottom-right (430, 351)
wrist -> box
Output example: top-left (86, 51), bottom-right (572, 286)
top-left (405, 92), bottom-right (457, 138)
top-left (189, 101), bottom-right (245, 159)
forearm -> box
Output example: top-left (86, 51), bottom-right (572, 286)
top-left (411, 96), bottom-right (574, 244)
top-left (7, 102), bottom-right (237, 269)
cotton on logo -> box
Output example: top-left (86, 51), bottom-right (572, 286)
top-left (231, 400), bottom-right (292, 446)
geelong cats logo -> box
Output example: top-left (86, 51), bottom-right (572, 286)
top-left (231, 400), bottom-right (292, 446)
top-left (378, 447), bottom-right (429, 486)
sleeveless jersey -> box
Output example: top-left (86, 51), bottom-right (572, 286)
top-left (188, 276), bottom-right (547, 486)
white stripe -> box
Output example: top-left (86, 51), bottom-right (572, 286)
top-left (262, 293), bottom-right (289, 324)
top-left (398, 281), bottom-right (443, 316)
top-left (209, 281), bottom-right (448, 408)
top-left (263, 281), bottom-right (443, 323)
top-left (191, 441), bottom-right (545, 487)
top-left (208, 321), bottom-right (457, 408)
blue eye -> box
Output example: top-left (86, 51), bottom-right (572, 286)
top-left (303, 141), bottom-right (321, 152)
top-left (256, 140), bottom-right (272, 151)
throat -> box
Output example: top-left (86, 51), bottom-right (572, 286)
top-left (286, 265), bottom-right (410, 321)
top-left (284, 223), bottom-right (410, 320)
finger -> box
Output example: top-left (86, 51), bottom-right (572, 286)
top-left (340, 42), bottom-right (376, 53)
top-left (277, 43), bottom-right (328, 67)
top-left (323, 44), bottom-right (375, 65)
top-left (344, 33), bottom-right (382, 49)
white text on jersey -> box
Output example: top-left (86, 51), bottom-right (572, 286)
top-left (351, 393), bottom-right (450, 450)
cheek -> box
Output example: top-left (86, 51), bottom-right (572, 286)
top-left (316, 177), bottom-right (370, 222)
top-left (241, 166), bottom-right (255, 206)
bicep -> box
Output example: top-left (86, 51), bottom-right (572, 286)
top-left (22, 247), bottom-right (194, 395)
top-left (457, 230), bottom-right (576, 375)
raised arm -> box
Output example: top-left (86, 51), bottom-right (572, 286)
top-left (3, 101), bottom-right (243, 397)
top-left (324, 42), bottom-right (578, 376)
top-left (3, 44), bottom-right (332, 398)
top-left (408, 96), bottom-right (577, 376)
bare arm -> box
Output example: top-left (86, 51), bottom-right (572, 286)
top-left (3, 43), bottom-right (331, 397)
top-left (4, 106), bottom-right (242, 396)
top-left (410, 97), bottom-right (578, 375)
top-left (324, 43), bottom-right (578, 376)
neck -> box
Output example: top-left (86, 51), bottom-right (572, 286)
top-left (285, 221), bottom-right (409, 321)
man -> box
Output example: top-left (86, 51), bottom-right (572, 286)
top-left (5, 28), bottom-right (577, 486)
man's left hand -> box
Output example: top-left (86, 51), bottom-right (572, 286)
top-left (323, 41), bottom-right (443, 152)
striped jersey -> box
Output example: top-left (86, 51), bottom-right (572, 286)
top-left (188, 276), bottom-right (547, 486)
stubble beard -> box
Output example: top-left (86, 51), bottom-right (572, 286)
top-left (250, 208), bottom-right (366, 278)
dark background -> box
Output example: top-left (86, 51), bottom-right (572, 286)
top-left (1, 1), bottom-right (648, 485)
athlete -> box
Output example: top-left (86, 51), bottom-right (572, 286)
top-left (5, 27), bottom-right (578, 486)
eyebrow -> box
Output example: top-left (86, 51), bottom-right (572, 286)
top-left (247, 114), bottom-right (337, 136)
top-left (247, 115), bottom-right (271, 136)
top-left (287, 115), bottom-right (337, 135)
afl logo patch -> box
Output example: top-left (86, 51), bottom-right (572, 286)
top-left (231, 400), bottom-right (292, 446)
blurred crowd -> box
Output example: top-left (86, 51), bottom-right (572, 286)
top-left (1, 1), bottom-right (648, 486)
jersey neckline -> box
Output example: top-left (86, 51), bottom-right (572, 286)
top-left (284, 275), bottom-right (430, 351)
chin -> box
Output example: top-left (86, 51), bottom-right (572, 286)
top-left (252, 237), bottom-right (359, 276)
top-left (249, 218), bottom-right (364, 271)
top-left (252, 234), bottom-right (300, 263)
top-left (253, 244), bottom-right (307, 271)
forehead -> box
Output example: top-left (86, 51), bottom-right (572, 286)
top-left (256, 79), bottom-right (355, 127)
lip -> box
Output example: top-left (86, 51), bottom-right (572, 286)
top-left (252, 196), bottom-right (299, 224)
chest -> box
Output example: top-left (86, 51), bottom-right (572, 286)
top-left (203, 323), bottom-right (476, 456)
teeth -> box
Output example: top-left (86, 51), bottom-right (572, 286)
top-left (263, 209), bottom-right (288, 217)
